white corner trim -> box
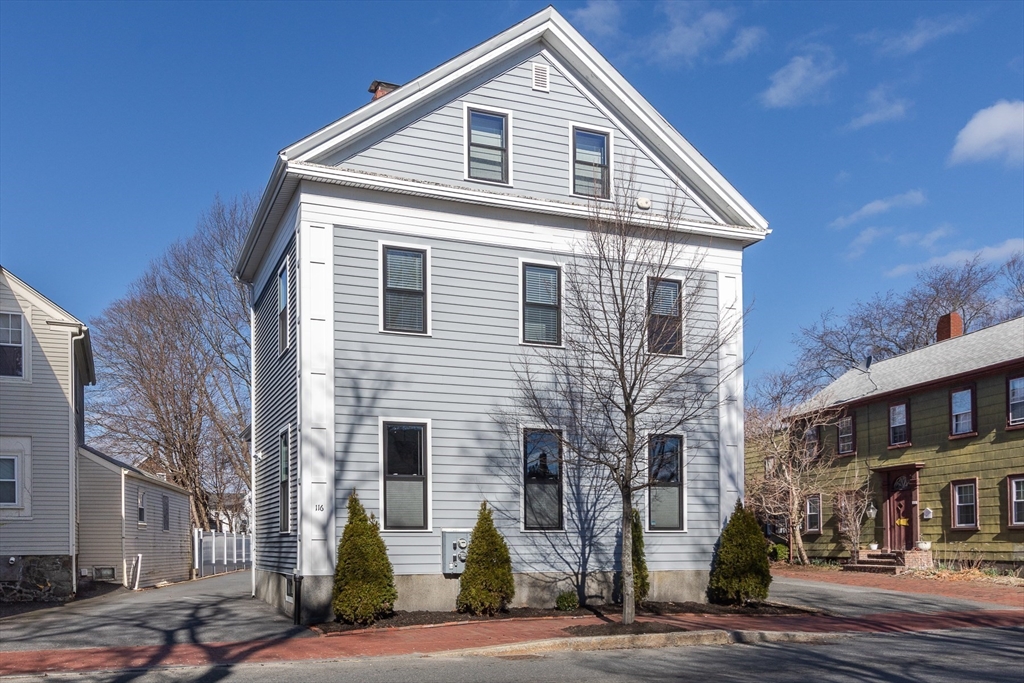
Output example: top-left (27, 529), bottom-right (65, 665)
top-left (462, 102), bottom-right (515, 187)
top-left (378, 417), bottom-right (432, 532)
top-left (378, 241), bottom-right (433, 336)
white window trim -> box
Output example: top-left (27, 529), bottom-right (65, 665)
top-left (519, 424), bottom-right (567, 534)
top-left (952, 480), bottom-right (978, 529)
top-left (567, 122), bottom-right (615, 202)
top-left (277, 257), bottom-right (290, 357)
top-left (518, 257), bottom-right (564, 348)
top-left (285, 576), bottom-right (295, 603)
top-left (1009, 475), bottom-right (1024, 527)
top-left (951, 388), bottom-right (973, 435)
top-left (0, 453), bottom-right (19, 507)
top-left (644, 432), bottom-right (688, 533)
top-left (278, 424), bottom-right (292, 535)
top-left (0, 308), bottom-right (31, 383)
top-left (804, 494), bottom-right (822, 533)
top-left (1008, 377), bottom-right (1024, 425)
top-left (378, 417), bottom-right (432, 532)
top-left (463, 102), bottom-right (514, 187)
top-left (378, 241), bottom-right (432, 337)
top-left (137, 489), bottom-right (147, 527)
top-left (0, 437), bottom-right (32, 518)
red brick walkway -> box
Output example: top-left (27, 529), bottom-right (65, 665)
top-left (771, 565), bottom-right (1024, 609)
top-left (2, 609), bottom-right (1022, 677)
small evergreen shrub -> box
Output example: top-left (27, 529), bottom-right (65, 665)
top-left (457, 502), bottom-right (515, 615)
top-left (631, 508), bottom-right (650, 604)
top-left (555, 589), bottom-right (579, 611)
top-left (708, 500), bottom-right (772, 605)
top-left (769, 543), bottom-right (789, 563)
top-left (332, 492), bottom-right (397, 624)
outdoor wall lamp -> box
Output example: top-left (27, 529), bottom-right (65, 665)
top-left (865, 501), bottom-right (878, 520)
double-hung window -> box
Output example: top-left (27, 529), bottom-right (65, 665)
top-left (572, 128), bottom-right (609, 199)
top-left (1008, 376), bottom-right (1024, 427)
top-left (889, 401), bottom-right (910, 446)
top-left (523, 429), bottom-right (562, 530)
top-left (138, 490), bottom-right (146, 525)
top-left (950, 386), bottom-right (975, 436)
top-left (279, 429), bottom-right (290, 533)
top-left (649, 435), bottom-right (683, 530)
top-left (648, 278), bottom-right (682, 355)
top-left (0, 456), bottom-right (17, 505)
top-left (951, 479), bottom-right (978, 529)
top-left (804, 425), bottom-right (821, 457)
top-left (277, 264), bottom-right (288, 354)
top-left (804, 495), bottom-right (822, 533)
top-left (162, 495), bottom-right (170, 531)
top-left (0, 313), bottom-right (24, 377)
top-left (837, 416), bottom-right (855, 455)
top-left (467, 109), bottom-right (508, 183)
top-left (522, 263), bottom-right (560, 345)
top-left (383, 246), bottom-right (427, 334)
top-left (1009, 475), bottom-right (1024, 528)
top-left (383, 422), bottom-right (428, 530)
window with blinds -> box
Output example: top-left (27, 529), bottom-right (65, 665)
top-left (523, 263), bottom-right (560, 345)
top-left (648, 278), bottom-right (682, 355)
top-left (384, 422), bottom-right (427, 530)
top-left (383, 246), bottom-right (427, 333)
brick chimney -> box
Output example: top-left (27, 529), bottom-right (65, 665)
top-left (368, 80), bottom-right (399, 101)
top-left (936, 311), bottom-right (963, 342)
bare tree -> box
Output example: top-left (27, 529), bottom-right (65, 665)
top-left (1001, 250), bottom-right (1024, 317)
top-left (505, 171), bottom-right (739, 624)
top-left (794, 255), bottom-right (1015, 393)
top-left (744, 370), bottom-right (844, 565)
top-left (832, 462), bottom-right (872, 565)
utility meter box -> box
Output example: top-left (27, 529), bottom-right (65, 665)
top-left (441, 530), bottom-right (472, 574)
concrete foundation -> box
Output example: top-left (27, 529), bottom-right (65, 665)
top-left (0, 555), bottom-right (74, 602)
top-left (255, 569), bottom-right (334, 624)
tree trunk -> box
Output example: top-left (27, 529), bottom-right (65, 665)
top-left (620, 487), bottom-right (635, 626)
top-left (790, 498), bottom-right (809, 565)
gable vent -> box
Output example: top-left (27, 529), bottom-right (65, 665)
top-left (531, 63), bottom-right (550, 92)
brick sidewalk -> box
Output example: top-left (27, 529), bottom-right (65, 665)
top-left (2, 608), bottom-right (1021, 677)
top-left (771, 565), bottom-right (1024, 609)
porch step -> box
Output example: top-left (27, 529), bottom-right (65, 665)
top-left (842, 563), bottom-right (904, 575)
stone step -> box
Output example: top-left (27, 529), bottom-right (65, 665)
top-left (843, 563), bottom-right (904, 575)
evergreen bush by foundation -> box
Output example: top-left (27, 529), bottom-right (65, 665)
top-left (708, 500), bottom-right (772, 605)
top-left (331, 492), bottom-right (397, 624)
top-left (631, 508), bottom-right (650, 604)
top-left (457, 502), bottom-right (515, 615)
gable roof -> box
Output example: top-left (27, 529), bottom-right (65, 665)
top-left (1, 265), bottom-right (95, 384)
top-left (79, 445), bottom-right (190, 495)
top-left (808, 317), bottom-right (1024, 409)
top-left (234, 6), bottom-right (769, 282)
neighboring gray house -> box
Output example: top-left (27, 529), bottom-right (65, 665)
top-left (234, 8), bottom-right (768, 622)
top-left (0, 266), bottom-right (95, 601)
top-left (77, 445), bottom-right (192, 588)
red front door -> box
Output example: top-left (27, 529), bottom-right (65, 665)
top-left (885, 470), bottom-right (917, 551)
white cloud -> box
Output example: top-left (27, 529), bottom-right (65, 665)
top-left (847, 227), bottom-right (888, 259)
top-left (829, 190), bottom-right (926, 229)
top-left (866, 15), bottom-right (974, 56)
top-left (848, 86), bottom-right (911, 130)
top-left (760, 48), bottom-right (843, 108)
top-left (569, 0), bottom-right (623, 39)
top-left (722, 26), bottom-right (767, 63)
top-left (886, 238), bottom-right (1024, 277)
top-left (896, 226), bottom-right (953, 250)
top-left (948, 100), bottom-right (1024, 167)
top-left (648, 3), bottom-right (735, 65)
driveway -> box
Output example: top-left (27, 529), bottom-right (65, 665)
top-left (0, 571), bottom-right (309, 652)
top-left (769, 575), bottom-right (1015, 617)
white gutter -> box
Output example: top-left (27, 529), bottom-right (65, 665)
top-left (249, 285), bottom-right (257, 598)
top-left (121, 468), bottom-right (127, 587)
top-left (69, 324), bottom-right (86, 595)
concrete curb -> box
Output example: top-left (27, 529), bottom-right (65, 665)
top-left (440, 629), bottom-right (845, 657)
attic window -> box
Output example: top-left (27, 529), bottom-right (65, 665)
top-left (532, 63), bottom-right (550, 92)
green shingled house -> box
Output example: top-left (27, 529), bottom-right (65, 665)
top-left (771, 314), bottom-right (1024, 569)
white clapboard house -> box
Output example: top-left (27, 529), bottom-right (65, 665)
top-left (234, 7), bottom-right (768, 622)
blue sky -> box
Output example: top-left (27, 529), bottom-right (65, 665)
top-left (1, 1), bottom-right (1022, 383)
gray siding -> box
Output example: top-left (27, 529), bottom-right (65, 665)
top-left (77, 454), bottom-right (123, 580)
top-left (331, 49), bottom-right (714, 224)
top-left (252, 236), bottom-right (299, 573)
top-left (123, 475), bottom-right (191, 586)
top-left (331, 225), bottom-right (720, 577)
top-left (0, 279), bottom-right (73, 556)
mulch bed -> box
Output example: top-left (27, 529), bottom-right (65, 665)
top-left (313, 601), bottom-right (809, 635)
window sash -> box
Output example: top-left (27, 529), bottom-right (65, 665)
top-left (383, 247), bottom-right (427, 333)
top-left (889, 403), bottom-right (909, 445)
top-left (648, 279), bottom-right (682, 355)
top-left (138, 492), bottom-right (146, 524)
top-left (0, 455), bottom-right (17, 505)
top-left (0, 313), bottom-right (24, 377)
top-left (805, 495), bottom-right (821, 532)
top-left (384, 422), bottom-right (427, 530)
top-left (837, 417), bottom-right (855, 454)
top-left (1012, 477), bottom-right (1024, 526)
top-left (573, 129), bottom-right (609, 198)
top-left (1009, 377), bottom-right (1024, 425)
top-left (523, 429), bottom-right (562, 530)
top-left (279, 431), bottom-right (289, 532)
top-left (522, 264), bottom-right (560, 345)
top-left (953, 482), bottom-right (977, 528)
top-left (468, 110), bottom-right (507, 183)
top-left (162, 495), bottom-right (170, 531)
top-left (951, 389), bottom-right (973, 434)
top-left (649, 435), bottom-right (683, 530)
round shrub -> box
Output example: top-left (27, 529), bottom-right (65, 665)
top-left (708, 500), bottom-right (772, 605)
top-left (555, 589), bottom-right (579, 611)
top-left (769, 543), bottom-right (789, 563)
top-left (332, 492), bottom-right (397, 624)
top-left (457, 501), bottom-right (515, 615)
top-left (631, 508), bottom-right (650, 604)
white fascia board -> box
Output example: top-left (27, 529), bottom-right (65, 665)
top-left (288, 162), bottom-right (767, 245)
top-left (234, 154), bottom-right (289, 281)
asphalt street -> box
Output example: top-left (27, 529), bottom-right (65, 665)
top-left (11, 627), bottom-right (1022, 683)
top-left (0, 571), bottom-right (308, 652)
